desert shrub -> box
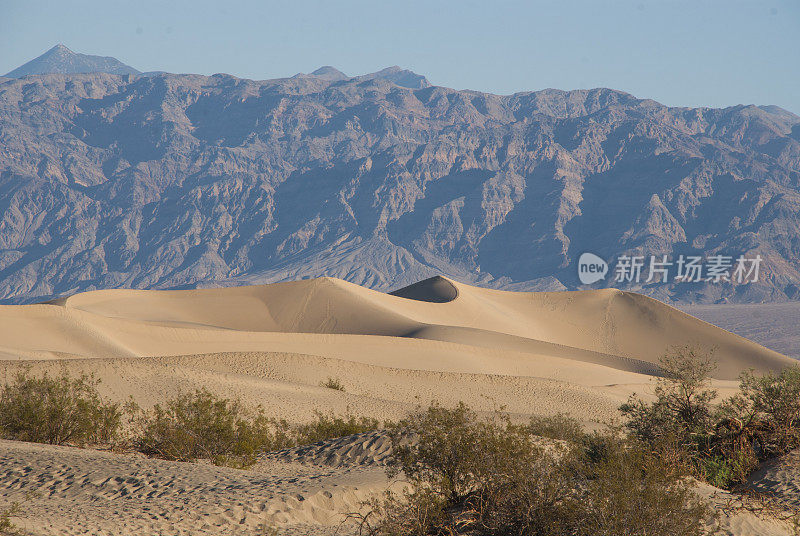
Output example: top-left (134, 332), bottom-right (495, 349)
top-left (707, 366), bottom-right (800, 484)
top-left (133, 388), bottom-right (273, 467)
top-left (620, 346), bottom-right (718, 449)
top-left (133, 389), bottom-right (384, 466)
top-left (254, 520), bottom-right (281, 536)
top-left (579, 431), bottom-right (710, 536)
top-left (293, 412), bottom-right (380, 445)
top-left (365, 402), bottom-right (709, 536)
top-left (735, 366), bottom-right (800, 456)
top-left (527, 412), bottom-right (586, 443)
top-left (0, 368), bottom-right (122, 447)
top-left (620, 346), bottom-right (750, 487)
top-left (376, 402), bottom-right (581, 535)
top-left (0, 502), bottom-right (23, 536)
top-left (320, 377), bottom-right (346, 391)
top-left (621, 346), bottom-right (800, 488)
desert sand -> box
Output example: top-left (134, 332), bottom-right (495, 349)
top-left (1, 276), bottom-right (798, 535)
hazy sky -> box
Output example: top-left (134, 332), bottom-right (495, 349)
top-left (1, 0), bottom-right (798, 114)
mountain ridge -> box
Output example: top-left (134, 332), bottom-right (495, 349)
top-left (4, 44), bottom-right (141, 77)
top-left (5, 45), bottom-right (434, 90)
top-left (0, 71), bottom-right (798, 304)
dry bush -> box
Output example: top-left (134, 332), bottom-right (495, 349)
top-left (620, 346), bottom-right (730, 484)
top-left (717, 489), bottom-right (800, 526)
top-left (292, 412), bottom-right (380, 445)
top-left (580, 432), bottom-right (709, 536)
top-left (0, 368), bottom-right (122, 447)
top-left (133, 388), bottom-right (274, 467)
top-left (320, 377), bottom-right (346, 391)
top-left (620, 346), bottom-right (718, 449)
top-left (133, 391), bottom-right (383, 466)
top-left (360, 402), bottom-right (709, 536)
top-left (527, 412), bottom-right (586, 443)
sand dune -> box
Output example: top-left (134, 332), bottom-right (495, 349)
top-left (1, 276), bottom-right (798, 535)
top-left (1, 276), bottom-right (794, 378)
top-left (1, 275), bottom-right (791, 427)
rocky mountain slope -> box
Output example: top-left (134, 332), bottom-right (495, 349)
top-left (0, 70), bottom-right (799, 303)
top-left (4, 44), bottom-right (140, 77)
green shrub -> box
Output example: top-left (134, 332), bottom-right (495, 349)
top-left (700, 455), bottom-right (736, 489)
top-left (736, 366), bottom-right (800, 456)
top-left (378, 402), bottom-right (580, 535)
top-left (528, 412), bottom-right (586, 443)
top-left (581, 433), bottom-right (709, 536)
top-left (133, 388), bottom-right (273, 467)
top-left (366, 402), bottom-right (709, 536)
top-left (132, 389), bottom-right (383, 466)
top-left (621, 346), bottom-right (800, 489)
top-left (0, 502), bottom-right (23, 536)
top-left (620, 346), bottom-right (717, 447)
top-left (0, 368), bottom-right (122, 447)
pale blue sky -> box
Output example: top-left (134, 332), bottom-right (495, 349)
top-left (1, 0), bottom-right (798, 114)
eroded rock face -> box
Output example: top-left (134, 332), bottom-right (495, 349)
top-left (0, 72), bottom-right (798, 303)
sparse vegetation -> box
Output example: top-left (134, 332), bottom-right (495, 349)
top-left (0, 366), bottom-right (385, 471)
top-left (0, 368), bottom-right (122, 447)
top-left (734, 366), bottom-right (800, 456)
top-left (527, 412), bottom-right (586, 443)
top-left (321, 377), bottom-right (346, 391)
top-left (0, 502), bottom-right (25, 536)
top-left (357, 402), bottom-right (709, 536)
top-left (621, 346), bottom-right (800, 489)
top-left (132, 388), bottom-right (275, 467)
top-left (5, 350), bottom-right (800, 535)
top-left (132, 390), bottom-right (382, 466)
top-left (292, 411), bottom-right (380, 445)
top-left (254, 520), bottom-right (280, 536)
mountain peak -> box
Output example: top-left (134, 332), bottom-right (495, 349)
top-left (50, 43), bottom-right (72, 53)
top-left (310, 66), bottom-right (348, 81)
top-left (5, 44), bottom-right (140, 78)
top-left (375, 65), bottom-right (403, 73)
top-left (294, 65), bottom-right (429, 88)
top-left (355, 66), bottom-right (430, 89)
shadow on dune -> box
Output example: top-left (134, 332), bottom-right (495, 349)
top-left (389, 276), bottom-right (458, 303)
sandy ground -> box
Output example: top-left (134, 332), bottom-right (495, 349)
top-left (0, 276), bottom-right (798, 535)
top-left (0, 434), bottom-right (402, 536)
top-left (3, 434), bottom-right (799, 536)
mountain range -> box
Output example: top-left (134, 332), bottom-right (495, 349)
top-left (1, 47), bottom-right (799, 304)
top-left (4, 45), bottom-right (431, 88)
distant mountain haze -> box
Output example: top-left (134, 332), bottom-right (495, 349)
top-left (353, 66), bottom-right (431, 89)
top-left (4, 44), bottom-right (141, 77)
top-left (0, 47), bottom-right (799, 304)
top-left (292, 65), bottom-right (430, 88)
top-left (3, 45), bottom-right (432, 88)
top-left (307, 66), bottom-right (349, 81)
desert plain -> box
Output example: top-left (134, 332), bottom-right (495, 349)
top-left (0, 276), bottom-right (799, 535)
